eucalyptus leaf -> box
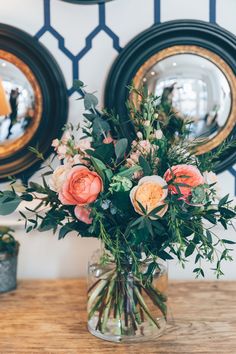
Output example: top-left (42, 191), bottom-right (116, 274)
top-left (0, 191), bottom-right (21, 215)
top-left (115, 138), bottom-right (128, 161)
top-left (117, 165), bottom-right (142, 179)
top-left (84, 93), bottom-right (98, 110)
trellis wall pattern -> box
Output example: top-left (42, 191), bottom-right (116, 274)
top-left (37, 0), bottom-right (236, 196)
top-left (1, 0), bottom-right (236, 280)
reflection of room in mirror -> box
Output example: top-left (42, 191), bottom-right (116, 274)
top-left (0, 59), bottom-right (35, 143)
top-left (143, 54), bottom-right (231, 140)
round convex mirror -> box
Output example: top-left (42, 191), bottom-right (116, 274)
top-left (0, 58), bottom-right (41, 149)
top-left (133, 46), bottom-right (236, 155)
top-left (141, 53), bottom-right (231, 142)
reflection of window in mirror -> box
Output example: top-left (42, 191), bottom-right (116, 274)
top-left (143, 53), bottom-right (232, 141)
top-left (0, 59), bottom-right (35, 143)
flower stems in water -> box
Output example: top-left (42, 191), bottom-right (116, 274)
top-left (88, 269), bottom-right (167, 336)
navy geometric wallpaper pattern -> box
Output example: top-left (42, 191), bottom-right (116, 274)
top-left (33, 0), bottom-right (236, 191)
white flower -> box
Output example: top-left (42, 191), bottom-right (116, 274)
top-left (154, 129), bottom-right (163, 140)
top-left (49, 164), bottom-right (72, 193)
top-left (137, 131), bottom-right (143, 140)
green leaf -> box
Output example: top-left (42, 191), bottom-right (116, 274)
top-left (139, 156), bottom-right (152, 175)
top-left (137, 201), bottom-right (147, 215)
top-left (88, 143), bottom-right (115, 164)
top-left (149, 204), bottom-right (166, 218)
top-left (92, 117), bottom-right (110, 137)
top-left (90, 157), bottom-right (106, 181)
top-left (21, 194), bottom-right (33, 202)
top-left (144, 218), bottom-right (154, 237)
top-left (29, 182), bottom-right (46, 194)
top-left (157, 250), bottom-right (173, 260)
top-left (185, 243), bottom-right (195, 257)
top-left (59, 223), bottom-right (75, 240)
top-left (117, 165), bottom-right (142, 178)
top-left (220, 207), bottom-right (236, 219)
top-left (219, 194), bottom-right (229, 208)
top-left (195, 253), bottom-right (202, 264)
top-left (0, 191), bottom-right (21, 215)
top-left (222, 239), bottom-right (236, 244)
top-left (73, 79), bottom-right (84, 90)
top-left (114, 138), bottom-right (128, 161)
top-left (83, 113), bottom-right (98, 122)
top-left (84, 93), bottom-right (98, 110)
top-left (203, 214), bottom-right (217, 224)
top-left (206, 230), bottom-right (212, 244)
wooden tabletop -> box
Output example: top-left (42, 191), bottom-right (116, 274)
top-left (0, 279), bottom-right (236, 354)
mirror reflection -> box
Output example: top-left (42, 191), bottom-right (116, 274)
top-left (0, 59), bottom-right (35, 144)
top-left (142, 53), bottom-right (231, 140)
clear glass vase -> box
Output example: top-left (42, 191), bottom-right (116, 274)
top-left (87, 252), bottom-right (168, 343)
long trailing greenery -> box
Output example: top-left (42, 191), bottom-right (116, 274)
top-left (0, 81), bottom-right (235, 337)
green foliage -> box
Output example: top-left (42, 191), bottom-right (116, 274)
top-left (0, 226), bottom-right (18, 255)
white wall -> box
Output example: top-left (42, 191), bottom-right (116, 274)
top-left (0, 0), bottom-right (236, 280)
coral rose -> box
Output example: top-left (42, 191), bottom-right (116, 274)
top-left (74, 206), bottom-right (93, 224)
top-left (130, 176), bottom-right (168, 218)
top-left (59, 166), bottom-right (103, 206)
top-left (164, 164), bottom-right (204, 199)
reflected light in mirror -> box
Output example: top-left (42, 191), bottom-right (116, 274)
top-left (0, 77), bottom-right (11, 116)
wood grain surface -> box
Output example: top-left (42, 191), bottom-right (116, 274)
top-left (0, 279), bottom-right (236, 354)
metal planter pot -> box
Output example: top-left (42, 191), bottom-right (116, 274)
top-left (0, 246), bottom-right (19, 293)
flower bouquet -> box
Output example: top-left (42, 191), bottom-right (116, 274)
top-left (0, 81), bottom-right (235, 342)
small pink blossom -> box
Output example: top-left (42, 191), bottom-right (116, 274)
top-left (76, 138), bottom-right (92, 152)
top-left (103, 136), bottom-right (114, 144)
top-left (74, 206), bottom-right (93, 224)
top-left (52, 139), bottom-right (60, 148)
top-left (57, 145), bottom-right (68, 160)
top-left (61, 131), bottom-right (72, 144)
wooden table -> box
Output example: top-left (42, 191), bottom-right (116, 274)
top-left (0, 280), bottom-right (236, 354)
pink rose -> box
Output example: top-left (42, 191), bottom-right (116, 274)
top-left (164, 164), bottom-right (204, 200)
top-left (74, 206), bottom-right (93, 224)
top-left (59, 166), bottom-right (103, 206)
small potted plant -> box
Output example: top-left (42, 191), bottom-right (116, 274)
top-left (0, 226), bottom-right (19, 293)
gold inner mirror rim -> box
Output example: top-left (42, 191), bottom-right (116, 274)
top-left (0, 50), bottom-right (43, 159)
top-left (132, 45), bottom-right (236, 155)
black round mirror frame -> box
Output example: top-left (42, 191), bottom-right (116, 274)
top-left (61, 0), bottom-right (113, 4)
top-left (0, 23), bottom-right (68, 181)
top-left (105, 20), bottom-right (236, 173)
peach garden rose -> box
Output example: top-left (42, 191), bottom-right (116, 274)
top-left (164, 164), bottom-right (204, 200)
top-left (59, 166), bottom-right (103, 206)
top-left (130, 176), bottom-right (168, 218)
